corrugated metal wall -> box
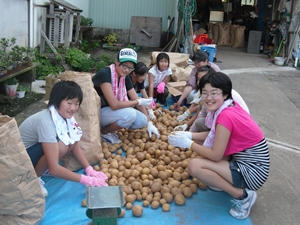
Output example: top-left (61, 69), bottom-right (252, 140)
top-left (88, 0), bottom-right (177, 31)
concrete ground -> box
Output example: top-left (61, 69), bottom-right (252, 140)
top-left (25, 45), bottom-right (300, 225)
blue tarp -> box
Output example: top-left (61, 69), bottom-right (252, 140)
top-left (40, 172), bottom-right (252, 225)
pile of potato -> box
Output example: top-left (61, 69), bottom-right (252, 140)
top-left (84, 104), bottom-right (207, 218)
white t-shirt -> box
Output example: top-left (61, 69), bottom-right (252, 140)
top-left (144, 65), bottom-right (172, 88)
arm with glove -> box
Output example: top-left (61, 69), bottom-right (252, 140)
top-left (147, 121), bottom-right (160, 139)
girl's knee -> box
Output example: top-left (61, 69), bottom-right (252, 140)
top-left (118, 110), bottom-right (137, 128)
top-left (188, 158), bottom-right (204, 175)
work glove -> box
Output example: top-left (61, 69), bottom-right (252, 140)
top-left (147, 121), bottom-right (160, 139)
top-left (147, 109), bottom-right (156, 120)
top-left (157, 82), bottom-right (165, 93)
top-left (85, 166), bottom-right (108, 180)
top-left (168, 133), bottom-right (194, 150)
top-left (150, 99), bottom-right (156, 109)
top-left (176, 110), bottom-right (191, 121)
top-left (191, 97), bottom-right (201, 104)
top-left (174, 124), bottom-right (188, 131)
top-left (173, 131), bottom-right (192, 139)
top-left (137, 97), bottom-right (153, 107)
top-left (79, 174), bottom-right (108, 187)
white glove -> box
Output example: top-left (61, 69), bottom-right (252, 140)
top-left (190, 97), bottom-right (201, 104)
top-left (147, 109), bottom-right (156, 120)
top-left (177, 110), bottom-right (191, 121)
top-left (147, 121), bottom-right (160, 139)
top-left (174, 124), bottom-right (188, 131)
top-left (173, 131), bottom-right (192, 139)
top-left (168, 133), bottom-right (194, 149)
top-left (137, 98), bottom-right (153, 107)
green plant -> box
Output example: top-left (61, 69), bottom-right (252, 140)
top-left (0, 37), bottom-right (16, 58)
top-left (24, 46), bottom-right (36, 60)
top-left (4, 77), bottom-right (18, 85)
top-left (10, 45), bottom-right (26, 62)
top-left (80, 58), bottom-right (96, 72)
top-left (17, 85), bottom-right (30, 92)
top-left (35, 52), bottom-right (64, 80)
top-left (103, 33), bottom-right (118, 44)
top-left (65, 48), bottom-right (88, 69)
top-left (81, 17), bottom-right (94, 27)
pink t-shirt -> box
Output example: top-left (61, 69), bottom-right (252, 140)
top-left (216, 102), bottom-right (264, 156)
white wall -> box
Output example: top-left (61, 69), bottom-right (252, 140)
top-left (0, 0), bottom-right (28, 47)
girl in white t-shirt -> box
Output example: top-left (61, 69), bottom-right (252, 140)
top-left (144, 53), bottom-right (172, 105)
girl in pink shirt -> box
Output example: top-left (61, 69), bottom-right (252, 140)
top-left (168, 72), bottom-right (270, 220)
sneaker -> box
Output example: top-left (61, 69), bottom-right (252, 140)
top-left (42, 169), bottom-right (52, 177)
top-left (229, 189), bottom-right (257, 220)
top-left (101, 133), bottom-right (122, 144)
top-left (39, 177), bottom-right (48, 197)
top-left (208, 185), bottom-right (222, 192)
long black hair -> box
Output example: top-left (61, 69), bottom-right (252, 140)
top-left (48, 80), bottom-right (83, 109)
top-left (199, 72), bottom-right (232, 100)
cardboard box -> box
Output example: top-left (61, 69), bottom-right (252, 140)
top-left (167, 81), bottom-right (186, 97)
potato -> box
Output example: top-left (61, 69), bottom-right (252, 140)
top-left (151, 182), bottom-right (161, 193)
top-left (158, 171), bottom-right (168, 180)
top-left (81, 199), bottom-right (87, 207)
top-left (151, 200), bottom-right (160, 209)
top-left (174, 194), bottom-right (186, 206)
top-left (118, 209), bottom-right (126, 218)
top-left (125, 194), bottom-right (136, 204)
top-left (159, 198), bottom-right (167, 205)
top-left (198, 181), bottom-right (207, 190)
top-left (162, 192), bottom-right (173, 203)
top-left (132, 205), bottom-right (143, 217)
top-left (169, 180), bottom-right (181, 188)
top-left (126, 202), bottom-right (132, 209)
top-left (190, 183), bottom-right (198, 194)
top-left (171, 187), bottom-right (183, 196)
top-left (131, 181), bottom-right (142, 191)
top-left (143, 200), bottom-right (150, 207)
top-left (162, 203), bottom-right (170, 212)
top-left (182, 187), bottom-right (193, 198)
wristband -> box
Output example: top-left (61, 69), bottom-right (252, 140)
top-left (189, 141), bottom-right (194, 151)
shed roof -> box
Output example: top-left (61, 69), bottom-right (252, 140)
top-left (50, 0), bottom-right (83, 13)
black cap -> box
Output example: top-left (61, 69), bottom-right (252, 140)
top-left (192, 50), bottom-right (209, 62)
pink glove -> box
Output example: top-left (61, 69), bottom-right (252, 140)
top-left (150, 99), bottom-right (156, 109)
top-left (85, 166), bottom-right (108, 180)
top-left (80, 174), bottom-right (108, 187)
top-left (157, 82), bottom-right (165, 93)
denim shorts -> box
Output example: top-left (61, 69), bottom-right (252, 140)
top-left (26, 137), bottom-right (59, 167)
top-left (229, 161), bottom-right (248, 189)
top-left (26, 143), bottom-right (44, 167)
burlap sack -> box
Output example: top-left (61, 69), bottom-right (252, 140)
top-left (0, 115), bottom-right (45, 225)
top-left (172, 65), bottom-right (194, 82)
top-left (218, 23), bottom-right (231, 46)
top-left (150, 51), bottom-right (190, 68)
top-left (212, 23), bottom-right (222, 44)
top-left (59, 71), bottom-right (103, 171)
top-left (232, 26), bottom-right (245, 48)
top-left (229, 25), bottom-right (239, 46)
top-left (207, 23), bottom-right (214, 39)
top-left (45, 74), bottom-right (61, 100)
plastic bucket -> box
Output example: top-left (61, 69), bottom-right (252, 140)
top-left (200, 46), bottom-right (217, 62)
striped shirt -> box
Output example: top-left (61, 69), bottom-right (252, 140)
top-left (232, 138), bottom-right (270, 190)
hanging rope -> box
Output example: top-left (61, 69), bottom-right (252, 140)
top-left (177, 0), bottom-right (197, 38)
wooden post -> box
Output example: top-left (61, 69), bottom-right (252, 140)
top-left (64, 10), bottom-right (71, 48)
top-left (74, 13), bottom-right (81, 46)
top-left (40, 8), bottom-right (47, 54)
